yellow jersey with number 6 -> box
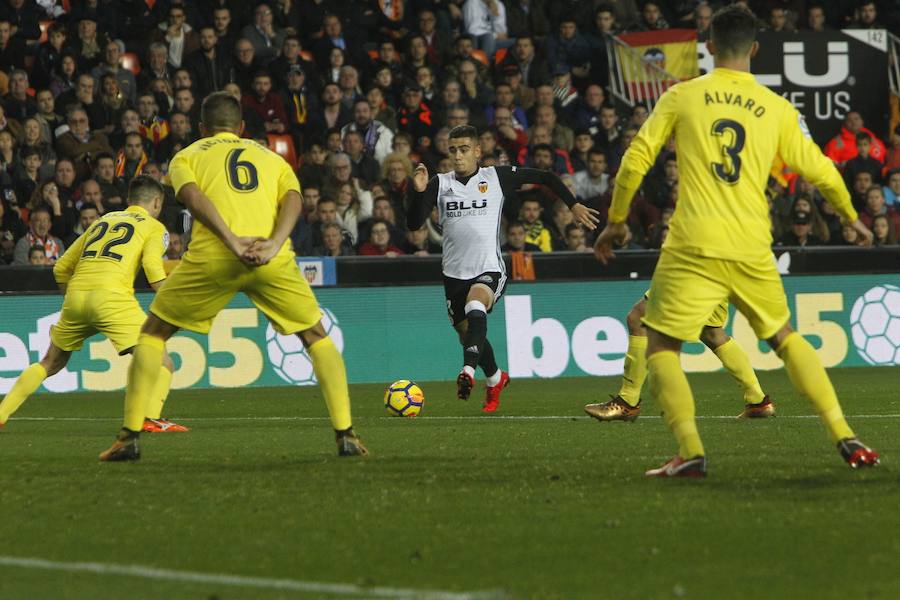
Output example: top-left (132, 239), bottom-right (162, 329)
top-left (53, 205), bottom-right (168, 293)
top-left (610, 67), bottom-right (857, 262)
top-left (168, 131), bottom-right (301, 260)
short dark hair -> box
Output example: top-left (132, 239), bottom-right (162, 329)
top-left (710, 4), bottom-right (758, 58)
top-left (588, 148), bottom-right (607, 159)
top-left (128, 175), bottom-right (165, 206)
top-left (201, 91), bottom-right (242, 132)
top-left (507, 220), bottom-right (526, 231)
top-left (448, 125), bottom-right (478, 141)
top-left (856, 132), bottom-right (872, 143)
top-left (532, 143), bottom-right (554, 155)
top-left (79, 203), bottom-right (99, 215)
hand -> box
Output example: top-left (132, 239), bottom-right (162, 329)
top-left (570, 202), bottom-right (600, 230)
top-left (243, 238), bottom-right (282, 266)
top-left (226, 235), bottom-right (266, 265)
top-left (593, 221), bottom-right (628, 265)
top-left (850, 219), bottom-right (874, 247)
top-left (413, 163), bottom-right (429, 192)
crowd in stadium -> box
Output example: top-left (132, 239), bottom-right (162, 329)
top-left (0, 0), bottom-right (899, 267)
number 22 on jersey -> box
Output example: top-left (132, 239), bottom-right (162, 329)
top-left (81, 221), bottom-right (136, 262)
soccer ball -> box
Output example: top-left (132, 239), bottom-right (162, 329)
top-left (266, 308), bottom-right (344, 385)
top-left (384, 380), bottom-right (425, 417)
top-left (849, 285), bottom-right (900, 365)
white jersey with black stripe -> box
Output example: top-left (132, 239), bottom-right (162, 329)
top-left (436, 166), bottom-right (505, 280)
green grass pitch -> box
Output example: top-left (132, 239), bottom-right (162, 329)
top-left (0, 368), bottom-right (898, 599)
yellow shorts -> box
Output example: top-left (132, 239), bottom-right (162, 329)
top-left (643, 289), bottom-right (728, 330)
top-left (643, 248), bottom-right (790, 342)
top-left (151, 252), bottom-right (321, 335)
top-left (51, 290), bottom-right (146, 354)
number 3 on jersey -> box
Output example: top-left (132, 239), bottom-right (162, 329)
top-left (226, 148), bottom-right (259, 192)
top-left (710, 119), bottom-right (745, 185)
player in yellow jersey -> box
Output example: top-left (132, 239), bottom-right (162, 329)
top-left (100, 92), bottom-right (366, 462)
top-left (594, 5), bottom-right (879, 476)
top-left (584, 293), bottom-right (774, 421)
top-left (0, 177), bottom-right (186, 433)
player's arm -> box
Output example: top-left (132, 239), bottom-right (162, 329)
top-left (141, 226), bottom-right (169, 290)
top-left (52, 229), bottom-right (89, 292)
top-left (407, 163), bottom-right (438, 230)
top-left (777, 106), bottom-right (873, 245)
top-left (495, 166), bottom-right (600, 229)
top-left (595, 88), bottom-right (678, 264)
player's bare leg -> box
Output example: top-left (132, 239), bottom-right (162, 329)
top-left (0, 344), bottom-right (72, 428)
top-left (100, 313), bottom-right (179, 461)
top-left (585, 298), bottom-right (646, 422)
top-left (767, 323), bottom-right (879, 468)
top-left (644, 327), bottom-right (707, 478)
top-left (142, 352), bottom-right (189, 433)
top-left (298, 320), bottom-right (367, 457)
top-left (699, 326), bottom-right (774, 418)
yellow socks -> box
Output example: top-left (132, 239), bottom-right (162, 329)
top-left (648, 351), bottom-right (705, 458)
top-left (776, 332), bottom-right (854, 443)
top-left (618, 335), bottom-right (648, 407)
top-left (714, 338), bottom-right (766, 405)
top-left (308, 336), bottom-right (353, 431)
top-left (0, 363), bottom-right (48, 424)
top-left (145, 364), bottom-right (174, 420)
top-left (124, 333), bottom-right (165, 432)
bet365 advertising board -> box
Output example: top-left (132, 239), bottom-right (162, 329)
top-left (1, 274), bottom-right (899, 394)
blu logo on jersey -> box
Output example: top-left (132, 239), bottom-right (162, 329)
top-left (446, 199), bottom-right (487, 211)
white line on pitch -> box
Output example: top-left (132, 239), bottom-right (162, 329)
top-left (11, 414), bottom-right (900, 422)
top-left (0, 556), bottom-right (504, 599)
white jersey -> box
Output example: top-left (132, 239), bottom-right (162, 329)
top-left (436, 166), bottom-right (506, 280)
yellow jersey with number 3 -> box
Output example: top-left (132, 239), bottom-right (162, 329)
top-left (53, 205), bottom-right (168, 293)
top-left (610, 67), bottom-right (857, 261)
top-left (168, 131), bottom-right (301, 260)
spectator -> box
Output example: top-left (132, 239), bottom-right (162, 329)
top-left (767, 7), bottom-right (795, 32)
top-left (859, 186), bottom-right (900, 238)
top-left (66, 203), bottom-right (100, 247)
top-left (883, 169), bottom-right (900, 206)
top-left (403, 35), bottom-right (431, 84)
top-left (3, 69), bottom-right (35, 123)
top-left (166, 229), bottom-right (185, 259)
top-left (289, 184), bottom-right (320, 256)
top-left (546, 199), bottom-right (574, 249)
top-left (415, 9), bottom-right (452, 66)
top-left (0, 128), bottom-right (15, 176)
top-left (852, 0), bottom-right (881, 28)
top-left (359, 219), bottom-right (404, 256)
top-left (791, 193), bottom-right (831, 243)
top-left (824, 111), bottom-right (886, 167)
top-left (13, 145), bottom-right (41, 204)
top-left (55, 106), bottom-right (113, 182)
top-left (136, 93), bottom-right (170, 152)
top-left (695, 2), bottom-right (713, 40)
top-left (231, 38), bottom-right (261, 91)
top-left (642, 153), bottom-right (679, 209)
top-left (843, 132), bottom-right (883, 189)
top-left (519, 129), bottom-right (573, 175)
top-left (0, 194), bottom-right (25, 264)
top-left (397, 82), bottom-right (434, 148)
top-left (211, 6), bottom-right (237, 51)
top-left (546, 17), bottom-right (594, 81)
top-left (359, 195), bottom-right (405, 247)
top-left (366, 85), bottom-right (397, 133)
top-left (313, 13), bottom-right (363, 67)
top-left (530, 105), bottom-right (574, 152)
top-left (382, 152), bottom-right (414, 221)
top-left (116, 132), bottom-right (148, 183)
top-left (35, 23), bottom-right (68, 89)
top-left (635, 2), bottom-right (670, 31)
top-left (462, 0), bottom-right (512, 59)
top-left (506, 0), bottom-right (551, 39)
top-left (13, 205), bottom-right (64, 265)
top-left (343, 130), bottom-right (380, 187)
top-left (341, 97), bottom-right (393, 163)
top-left (314, 221), bottom-right (355, 257)
top-left (570, 129), bottom-right (595, 172)
top-left (840, 223), bottom-right (866, 246)
top-left (883, 125), bottom-right (900, 177)
top-left (242, 3), bottom-right (286, 65)
top-left (27, 245), bottom-right (49, 265)
top-left (308, 83), bottom-right (352, 141)
top-left (159, 112), bottom-right (194, 161)
top-left (138, 43), bottom-right (174, 93)
top-left (242, 71), bottom-right (289, 134)
top-left (873, 214), bottom-right (897, 246)
top-left (92, 152), bottom-right (125, 211)
top-left (98, 74), bottom-right (128, 137)
top-left (91, 40), bottom-right (136, 105)
top-left (184, 26), bottom-right (232, 98)
top-left (70, 17), bottom-right (109, 72)
top-left (414, 65), bottom-right (439, 107)
top-left (851, 171), bottom-right (874, 209)
top-left (571, 149), bottom-right (609, 200)
top-left (152, 4), bottom-right (198, 69)
top-left (0, 18), bottom-right (25, 73)
top-left (34, 89), bottom-right (63, 144)
top-left (492, 105), bottom-right (529, 160)
top-left (58, 73), bottom-right (106, 133)
top-left (520, 196), bottom-right (552, 251)
top-left (503, 35), bottom-right (550, 89)
top-left (564, 223), bottom-right (588, 251)
top-left (502, 220), bottom-right (542, 252)
top-left (270, 35), bottom-right (317, 92)
top-left (779, 208), bottom-right (822, 246)
top-left (400, 224), bottom-right (440, 255)
top-left (806, 5), bottom-right (828, 31)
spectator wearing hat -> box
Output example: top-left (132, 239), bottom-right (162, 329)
top-left (281, 64), bottom-right (319, 151)
top-left (551, 63), bottom-right (579, 109)
top-left (184, 27), bottom-right (233, 98)
top-left (778, 208), bottom-right (822, 247)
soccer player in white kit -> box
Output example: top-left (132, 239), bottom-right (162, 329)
top-left (407, 125), bottom-right (600, 411)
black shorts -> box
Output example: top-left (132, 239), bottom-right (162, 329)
top-left (443, 271), bottom-right (507, 326)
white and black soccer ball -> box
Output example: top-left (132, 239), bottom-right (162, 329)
top-left (850, 285), bottom-right (900, 365)
top-left (266, 308), bottom-right (344, 385)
